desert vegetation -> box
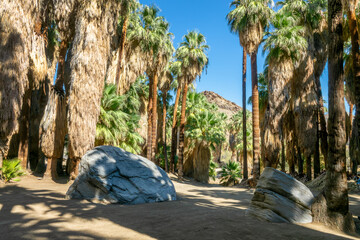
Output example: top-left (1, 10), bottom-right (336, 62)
top-left (0, 0), bottom-right (359, 237)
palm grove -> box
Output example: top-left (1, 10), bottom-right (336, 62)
top-left (0, 0), bottom-right (359, 232)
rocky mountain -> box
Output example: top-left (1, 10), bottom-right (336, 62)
top-left (201, 91), bottom-right (242, 119)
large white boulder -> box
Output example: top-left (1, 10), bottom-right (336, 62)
top-left (66, 146), bottom-right (176, 204)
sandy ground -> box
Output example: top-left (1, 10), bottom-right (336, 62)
top-left (0, 174), bottom-right (360, 240)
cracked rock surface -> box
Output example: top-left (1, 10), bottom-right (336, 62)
top-left (66, 146), bottom-right (176, 204)
top-left (246, 167), bottom-right (314, 223)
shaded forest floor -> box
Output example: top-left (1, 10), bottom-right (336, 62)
top-left (0, 174), bottom-right (360, 240)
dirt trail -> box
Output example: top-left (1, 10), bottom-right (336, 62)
top-left (0, 174), bottom-right (359, 240)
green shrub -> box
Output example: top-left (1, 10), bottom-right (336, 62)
top-left (1, 159), bottom-right (25, 183)
top-left (209, 160), bottom-right (218, 180)
top-left (220, 161), bottom-right (241, 186)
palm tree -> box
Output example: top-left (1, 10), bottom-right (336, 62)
top-left (315, 0), bottom-right (355, 231)
top-left (114, 0), bottom-right (138, 93)
top-left (67, 0), bottom-right (122, 179)
top-left (347, 0), bottom-right (360, 177)
top-left (159, 62), bottom-right (177, 171)
top-left (175, 31), bottom-right (209, 178)
top-left (169, 61), bottom-right (183, 173)
top-left (96, 83), bottom-right (145, 154)
top-left (126, 6), bottom-right (174, 162)
top-left (227, 0), bottom-right (273, 179)
top-left (140, 6), bottom-right (174, 163)
top-left (183, 91), bottom-right (226, 182)
top-left (263, 12), bottom-right (307, 168)
top-left (277, 0), bottom-right (326, 181)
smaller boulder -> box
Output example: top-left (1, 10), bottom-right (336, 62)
top-left (246, 167), bottom-right (314, 223)
top-left (66, 146), bottom-right (176, 204)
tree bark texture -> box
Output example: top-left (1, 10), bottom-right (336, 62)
top-left (67, 0), bottom-right (121, 178)
top-left (162, 91), bottom-right (168, 171)
top-left (242, 48), bottom-right (248, 179)
top-left (178, 80), bottom-right (189, 179)
top-left (170, 84), bottom-right (182, 172)
top-left (251, 52), bottom-right (260, 178)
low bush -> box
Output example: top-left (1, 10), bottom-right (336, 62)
top-left (1, 159), bottom-right (26, 183)
top-left (220, 161), bottom-right (241, 186)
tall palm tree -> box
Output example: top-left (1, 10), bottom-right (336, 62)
top-left (227, 0), bottom-right (272, 179)
top-left (67, 0), bottom-right (122, 179)
top-left (278, 0), bottom-right (326, 181)
top-left (314, 0), bottom-right (355, 231)
top-left (263, 13), bottom-right (307, 168)
top-left (170, 61), bottom-right (182, 173)
top-left (114, 0), bottom-right (138, 93)
top-left (128, 6), bottom-right (174, 162)
top-left (347, 0), bottom-right (360, 177)
top-left (175, 31), bottom-right (209, 178)
top-left (159, 62), bottom-right (176, 171)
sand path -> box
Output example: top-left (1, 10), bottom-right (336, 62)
top-left (0, 174), bottom-right (359, 240)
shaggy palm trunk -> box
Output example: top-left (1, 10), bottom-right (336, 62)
top-left (314, 0), bottom-right (355, 231)
top-left (151, 73), bottom-right (159, 163)
top-left (314, 110), bottom-right (320, 178)
top-left (18, 80), bottom-right (33, 169)
top-left (306, 155), bottom-right (312, 181)
top-left (29, 81), bottom-right (49, 171)
top-left (349, 104), bottom-right (353, 138)
top-left (242, 48), bottom-right (248, 179)
top-left (67, 0), bottom-right (121, 179)
top-left (162, 91), bottom-right (168, 171)
top-left (314, 70), bottom-right (328, 170)
top-left (42, 42), bottom-right (68, 179)
top-left (178, 80), bottom-right (189, 179)
top-left (0, 0), bottom-right (39, 164)
top-left (170, 85), bottom-right (182, 172)
top-left (293, 50), bottom-right (318, 176)
top-left (281, 135), bottom-right (285, 172)
top-left (115, 14), bottom-right (129, 93)
top-left (297, 147), bottom-right (303, 176)
top-left (251, 52), bottom-right (260, 178)
top-left (264, 58), bottom-right (292, 168)
top-left (348, 0), bottom-right (360, 177)
top-left (147, 77), bottom-right (154, 160)
top-left (193, 142), bottom-right (211, 183)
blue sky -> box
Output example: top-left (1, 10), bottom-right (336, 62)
top-left (141, 0), bottom-right (338, 112)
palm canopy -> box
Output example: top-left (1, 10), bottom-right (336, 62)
top-left (226, 0), bottom-right (273, 53)
top-left (175, 31), bottom-right (209, 82)
top-left (277, 0), bottom-right (327, 29)
top-left (127, 5), bottom-right (174, 73)
top-left (264, 13), bottom-right (307, 63)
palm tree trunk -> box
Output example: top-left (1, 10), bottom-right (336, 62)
top-left (242, 48), bottom-right (248, 179)
top-left (306, 155), bottom-right (312, 181)
top-left (170, 85), bottom-right (182, 172)
top-left (67, 0), bottom-right (121, 179)
top-left (115, 14), bottom-right (129, 94)
top-left (297, 146), bottom-right (303, 176)
top-left (349, 103), bottom-right (353, 139)
top-left (162, 91), bottom-right (168, 171)
top-left (320, 0), bottom-right (353, 230)
top-left (314, 62), bottom-right (328, 171)
top-left (251, 52), bottom-right (260, 178)
top-left (281, 134), bottom-right (285, 172)
top-left (151, 73), bottom-right (159, 163)
top-left (43, 41), bottom-right (68, 179)
top-left (348, 0), bottom-right (360, 179)
top-left (314, 109), bottom-right (320, 178)
top-left (18, 82), bottom-right (33, 169)
top-left (147, 77), bottom-right (154, 160)
top-left (178, 80), bottom-right (189, 179)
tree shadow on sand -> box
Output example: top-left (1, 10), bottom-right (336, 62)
top-left (0, 178), bottom-right (359, 240)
